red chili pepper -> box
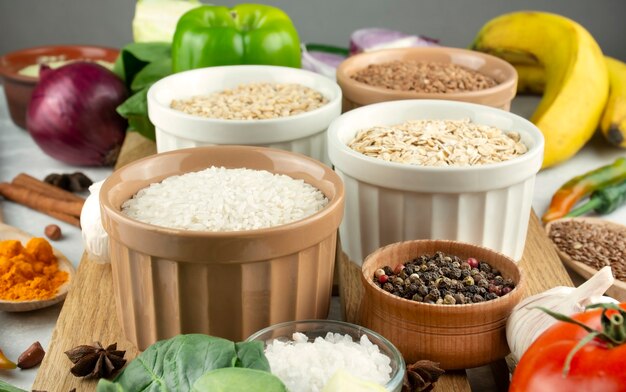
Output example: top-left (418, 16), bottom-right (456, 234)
top-left (542, 157), bottom-right (626, 223)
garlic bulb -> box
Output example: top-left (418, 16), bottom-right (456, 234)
top-left (80, 180), bottom-right (109, 264)
top-left (507, 266), bottom-right (618, 362)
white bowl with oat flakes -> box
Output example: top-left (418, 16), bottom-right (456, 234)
top-left (147, 65), bottom-right (342, 165)
top-left (327, 99), bottom-right (544, 264)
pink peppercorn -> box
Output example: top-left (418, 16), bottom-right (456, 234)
top-left (467, 257), bottom-right (479, 269)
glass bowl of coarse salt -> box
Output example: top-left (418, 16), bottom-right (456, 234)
top-left (247, 319), bottom-right (405, 392)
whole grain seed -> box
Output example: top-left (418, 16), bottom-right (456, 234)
top-left (549, 220), bottom-right (626, 281)
top-left (348, 119), bottom-right (527, 167)
top-left (351, 60), bottom-right (498, 93)
top-left (170, 83), bottom-right (328, 120)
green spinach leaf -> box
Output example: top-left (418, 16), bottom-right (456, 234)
top-left (131, 58), bottom-right (173, 92)
top-left (114, 42), bottom-right (172, 86)
top-left (113, 42), bottom-right (172, 140)
top-left (106, 334), bottom-right (236, 392)
top-left (191, 368), bottom-right (287, 392)
top-left (234, 341), bottom-right (271, 371)
top-left (116, 87), bottom-right (155, 141)
top-left (96, 335), bottom-right (273, 392)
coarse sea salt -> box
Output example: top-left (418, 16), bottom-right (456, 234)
top-left (121, 166), bottom-right (328, 231)
top-left (265, 332), bottom-right (392, 392)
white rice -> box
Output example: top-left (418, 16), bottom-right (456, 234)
top-left (121, 167), bottom-right (328, 231)
top-left (265, 332), bottom-right (392, 392)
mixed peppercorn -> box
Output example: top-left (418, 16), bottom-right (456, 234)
top-left (373, 252), bottom-right (515, 304)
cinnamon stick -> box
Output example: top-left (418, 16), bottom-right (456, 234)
top-left (12, 173), bottom-right (85, 203)
top-left (0, 183), bottom-right (84, 218)
top-left (47, 211), bottom-right (81, 227)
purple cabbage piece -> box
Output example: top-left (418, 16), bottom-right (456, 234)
top-left (301, 44), bottom-right (347, 79)
top-left (301, 28), bottom-right (440, 80)
top-left (349, 28), bottom-right (439, 55)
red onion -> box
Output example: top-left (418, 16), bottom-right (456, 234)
top-left (27, 62), bottom-right (128, 166)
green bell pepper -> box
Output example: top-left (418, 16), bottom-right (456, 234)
top-left (172, 4), bottom-right (301, 72)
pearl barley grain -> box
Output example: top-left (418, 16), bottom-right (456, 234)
top-left (170, 83), bottom-right (328, 120)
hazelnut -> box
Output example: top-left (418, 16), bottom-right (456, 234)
top-left (44, 224), bottom-right (62, 241)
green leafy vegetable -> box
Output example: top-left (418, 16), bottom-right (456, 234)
top-left (96, 334), bottom-right (270, 392)
top-left (0, 380), bottom-right (27, 392)
top-left (130, 58), bottom-right (172, 92)
top-left (116, 88), bottom-right (153, 140)
top-left (234, 341), bottom-right (271, 370)
top-left (191, 368), bottom-right (287, 392)
top-left (94, 380), bottom-right (126, 392)
top-left (113, 42), bottom-right (173, 141)
top-left (114, 42), bottom-right (171, 83)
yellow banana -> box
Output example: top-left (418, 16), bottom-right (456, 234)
top-left (600, 57), bottom-right (626, 148)
top-left (513, 57), bottom-right (626, 149)
top-left (515, 64), bottom-right (545, 94)
top-left (472, 11), bottom-right (609, 168)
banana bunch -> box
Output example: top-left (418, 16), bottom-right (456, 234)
top-left (601, 57), bottom-right (626, 148)
top-left (516, 57), bottom-right (626, 149)
top-left (472, 12), bottom-right (611, 169)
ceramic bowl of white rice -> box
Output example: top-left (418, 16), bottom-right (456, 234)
top-left (247, 319), bottom-right (405, 392)
top-left (100, 145), bottom-right (345, 350)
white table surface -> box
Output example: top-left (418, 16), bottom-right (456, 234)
top-left (0, 90), bottom-right (625, 389)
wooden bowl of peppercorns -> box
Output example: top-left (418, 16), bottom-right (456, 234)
top-left (358, 239), bottom-right (525, 370)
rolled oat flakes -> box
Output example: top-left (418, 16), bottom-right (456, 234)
top-left (348, 119), bottom-right (527, 167)
top-left (171, 82), bottom-right (328, 120)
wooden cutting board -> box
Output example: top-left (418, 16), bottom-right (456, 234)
top-left (33, 132), bottom-right (574, 392)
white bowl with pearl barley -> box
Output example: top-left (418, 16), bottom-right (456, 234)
top-left (328, 99), bottom-right (544, 263)
top-left (147, 65), bottom-right (342, 165)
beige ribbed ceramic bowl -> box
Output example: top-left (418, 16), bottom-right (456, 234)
top-left (100, 146), bottom-right (345, 350)
top-left (336, 46), bottom-right (517, 112)
top-left (359, 239), bottom-right (525, 369)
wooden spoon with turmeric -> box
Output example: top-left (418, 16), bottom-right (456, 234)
top-left (0, 221), bottom-right (75, 312)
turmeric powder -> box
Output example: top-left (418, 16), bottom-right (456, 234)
top-left (0, 238), bottom-right (68, 301)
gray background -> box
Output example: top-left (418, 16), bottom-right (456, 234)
top-left (1, 0), bottom-right (625, 60)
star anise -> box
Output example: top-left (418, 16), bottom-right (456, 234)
top-left (64, 342), bottom-right (126, 378)
top-left (402, 360), bottom-right (445, 392)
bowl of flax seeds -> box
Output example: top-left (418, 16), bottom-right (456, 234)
top-left (336, 46), bottom-right (517, 112)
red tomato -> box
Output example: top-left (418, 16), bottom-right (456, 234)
top-left (509, 303), bottom-right (626, 392)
